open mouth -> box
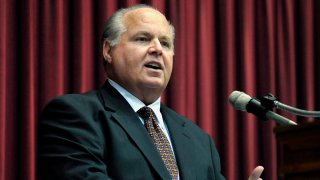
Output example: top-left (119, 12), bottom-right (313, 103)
top-left (145, 63), bottom-right (162, 70)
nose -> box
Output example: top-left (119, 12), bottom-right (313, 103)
top-left (148, 39), bottom-right (162, 56)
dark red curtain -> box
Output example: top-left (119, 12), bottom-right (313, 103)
top-left (1, 0), bottom-right (319, 179)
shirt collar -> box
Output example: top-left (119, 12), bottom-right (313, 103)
top-left (108, 79), bottom-right (161, 114)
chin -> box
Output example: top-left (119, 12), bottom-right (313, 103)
top-left (144, 80), bottom-right (166, 89)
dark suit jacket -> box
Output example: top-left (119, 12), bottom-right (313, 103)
top-left (38, 81), bottom-right (225, 180)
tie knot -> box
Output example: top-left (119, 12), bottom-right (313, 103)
top-left (137, 106), bottom-right (154, 120)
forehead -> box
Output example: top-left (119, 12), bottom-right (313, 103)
top-left (123, 8), bottom-right (171, 36)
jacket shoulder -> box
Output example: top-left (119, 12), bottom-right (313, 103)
top-left (161, 105), bottom-right (209, 136)
top-left (43, 90), bottom-right (103, 110)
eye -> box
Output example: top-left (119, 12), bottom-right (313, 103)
top-left (135, 36), bottom-right (149, 42)
top-left (161, 41), bottom-right (171, 48)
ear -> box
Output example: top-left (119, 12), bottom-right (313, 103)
top-left (103, 40), bottom-right (113, 63)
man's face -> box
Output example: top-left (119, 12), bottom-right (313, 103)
top-left (105, 8), bottom-right (174, 102)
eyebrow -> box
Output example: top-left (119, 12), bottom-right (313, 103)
top-left (133, 31), bottom-right (171, 41)
top-left (134, 31), bottom-right (151, 37)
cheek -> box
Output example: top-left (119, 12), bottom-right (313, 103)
top-left (122, 49), bottom-right (145, 68)
top-left (113, 51), bottom-right (137, 71)
top-left (164, 56), bottom-right (174, 73)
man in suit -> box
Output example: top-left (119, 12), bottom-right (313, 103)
top-left (38, 4), bottom-right (263, 179)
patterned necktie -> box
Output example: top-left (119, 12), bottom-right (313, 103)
top-left (137, 106), bottom-right (179, 180)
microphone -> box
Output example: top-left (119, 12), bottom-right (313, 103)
top-left (229, 91), bottom-right (297, 126)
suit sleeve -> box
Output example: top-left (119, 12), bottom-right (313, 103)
top-left (208, 135), bottom-right (226, 180)
top-left (38, 96), bottom-right (109, 180)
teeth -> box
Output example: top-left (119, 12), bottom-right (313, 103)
top-left (145, 63), bottom-right (161, 69)
top-left (149, 63), bottom-right (159, 67)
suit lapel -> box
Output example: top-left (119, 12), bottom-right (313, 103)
top-left (99, 82), bottom-right (171, 179)
top-left (161, 106), bottom-right (197, 180)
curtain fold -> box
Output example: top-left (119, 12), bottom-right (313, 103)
top-left (1, 0), bottom-right (319, 179)
top-left (1, 1), bottom-right (18, 180)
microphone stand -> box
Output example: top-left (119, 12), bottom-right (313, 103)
top-left (274, 101), bottom-right (320, 118)
top-left (261, 93), bottom-right (320, 118)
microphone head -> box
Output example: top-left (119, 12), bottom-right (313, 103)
top-left (228, 91), bottom-right (252, 111)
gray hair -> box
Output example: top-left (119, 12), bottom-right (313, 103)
top-left (101, 4), bottom-right (175, 47)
